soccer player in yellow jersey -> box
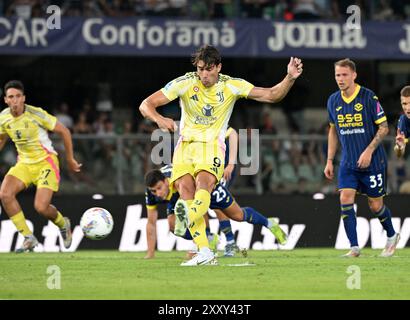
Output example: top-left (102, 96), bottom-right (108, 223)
top-left (0, 80), bottom-right (82, 253)
top-left (139, 45), bottom-right (303, 266)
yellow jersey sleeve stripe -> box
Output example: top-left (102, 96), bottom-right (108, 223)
top-left (375, 116), bottom-right (387, 125)
top-left (329, 122), bottom-right (335, 127)
top-left (146, 205), bottom-right (157, 210)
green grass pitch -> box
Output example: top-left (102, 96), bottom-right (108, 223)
top-left (1, 248), bottom-right (409, 300)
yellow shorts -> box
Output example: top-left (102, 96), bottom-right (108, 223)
top-left (7, 154), bottom-right (60, 192)
top-left (170, 140), bottom-right (225, 184)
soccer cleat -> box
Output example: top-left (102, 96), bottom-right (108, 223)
top-left (208, 233), bottom-right (219, 253)
top-left (380, 233), bottom-right (400, 257)
top-left (342, 247), bottom-right (360, 258)
top-left (224, 242), bottom-right (239, 257)
top-left (60, 217), bottom-right (72, 249)
top-left (181, 250), bottom-right (217, 266)
top-left (268, 218), bottom-right (287, 245)
top-left (174, 199), bottom-right (189, 237)
top-left (15, 234), bottom-right (39, 253)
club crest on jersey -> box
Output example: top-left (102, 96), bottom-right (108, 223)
top-left (216, 91), bottom-right (224, 103)
top-left (354, 103), bottom-right (363, 112)
top-left (202, 104), bottom-right (214, 117)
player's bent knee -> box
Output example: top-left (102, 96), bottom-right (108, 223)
top-left (0, 190), bottom-right (15, 203)
top-left (340, 193), bottom-right (355, 204)
top-left (34, 201), bottom-right (49, 214)
top-left (368, 199), bottom-right (383, 213)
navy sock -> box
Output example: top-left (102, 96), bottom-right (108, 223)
top-left (219, 220), bottom-right (234, 242)
top-left (374, 205), bottom-right (396, 238)
top-left (341, 204), bottom-right (358, 247)
top-left (242, 207), bottom-right (269, 228)
top-left (182, 229), bottom-right (192, 240)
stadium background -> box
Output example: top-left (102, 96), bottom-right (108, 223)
top-left (0, 0), bottom-right (409, 252)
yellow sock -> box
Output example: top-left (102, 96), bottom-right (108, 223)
top-left (53, 211), bottom-right (65, 229)
top-left (188, 189), bottom-right (211, 224)
top-left (188, 215), bottom-right (209, 250)
top-left (10, 211), bottom-right (32, 236)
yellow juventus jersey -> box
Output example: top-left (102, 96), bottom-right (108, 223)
top-left (161, 72), bottom-right (254, 142)
top-left (0, 104), bottom-right (57, 164)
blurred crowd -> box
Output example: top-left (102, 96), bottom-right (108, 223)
top-left (2, 97), bottom-right (409, 196)
top-left (1, 0), bottom-right (409, 21)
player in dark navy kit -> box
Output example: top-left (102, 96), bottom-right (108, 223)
top-left (394, 86), bottom-right (410, 158)
top-left (143, 165), bottom-right (286, 259)
top-left (324, 58), bottom-right (400, 258)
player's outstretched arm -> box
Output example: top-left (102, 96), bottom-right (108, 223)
top-left (247, 57), bottom-right (303, 103)
top-left (53, 121), bottom-right (82, 172)
top-left (139, 90), bottom-right (177, 132)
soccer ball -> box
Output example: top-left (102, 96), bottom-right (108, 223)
top-left (80, 207), bottom-right (114, 240)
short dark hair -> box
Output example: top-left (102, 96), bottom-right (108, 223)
top-left (144, 169), bottom-right (166, 187)
top-left (191, 45), bottom-right (221, 67)
top-left (400, 85), bottom-right (410, 97)
top-left (334, 58), bottom-right (356, 72)
top-left (4, 80), bottom-right (25, 95)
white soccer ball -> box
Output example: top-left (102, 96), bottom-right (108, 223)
top-left (80, 207), bottom-right (114, 240)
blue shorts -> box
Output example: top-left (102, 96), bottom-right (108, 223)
top-left (210, 184), bottom-right (234, 210)
top-left (338, 165), bottom-right (387, 198)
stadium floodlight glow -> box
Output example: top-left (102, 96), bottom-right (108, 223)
top-left (92, 194), bottom-right (104, 200)
top-left (313, 193), bottom-right (325, 200)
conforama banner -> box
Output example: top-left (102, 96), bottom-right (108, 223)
top-left (0, 195), bottom-right (409, 252)
top-left (1, 17), bottom-right (410, 58)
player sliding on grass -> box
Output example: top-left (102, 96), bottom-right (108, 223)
top-left (0, 80), bottom-right (82, 253)
top-left (144, 166), bottom-right (287, 260)
top-left (139, 45), bottom-right (302, 266)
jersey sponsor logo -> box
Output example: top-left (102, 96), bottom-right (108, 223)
top-left (194, 115), bottom-right (218, 125)
top-left (337, 113), bottom-right (363, 128)
top-left (190, 94), bottom-right (199, 101)
top-left (354, 103), bottom-right (363, 112)
top-left (340, 128), bottom-right (365, 135)
top-left (202, 104), bottom-right (214, 117)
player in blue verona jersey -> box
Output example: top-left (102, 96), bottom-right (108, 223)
top-left (324, 58), bottom-right (400, 258)
top-left (394, 86), bottom-right (410, 158)
top-left (143, 165), bottom-right (286, 259)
